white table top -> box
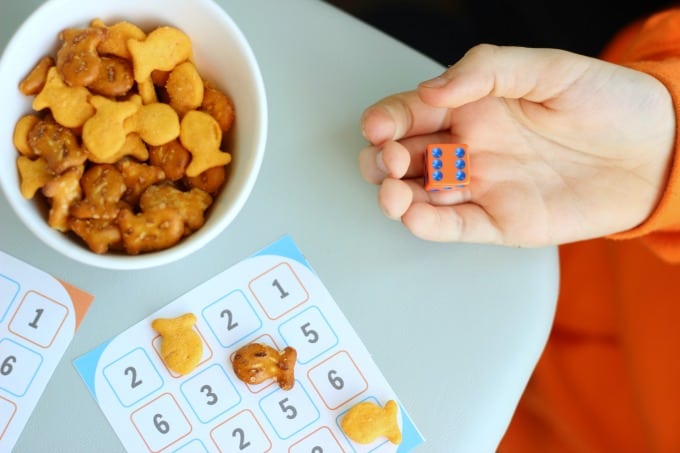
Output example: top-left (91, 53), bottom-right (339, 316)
top-left (0, 0), bottom-right (559, 451)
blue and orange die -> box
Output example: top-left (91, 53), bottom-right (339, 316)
top-left (423, 144), bottom-right (470, 191)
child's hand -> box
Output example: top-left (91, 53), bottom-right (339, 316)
top-left (359, 45), bottom-right (675, 246)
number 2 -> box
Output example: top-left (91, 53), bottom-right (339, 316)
top-left (220, 309), bottom-right (239, 330)
top-left (232, 427), bottom-right (251, 450)
top-left (125, 366), bottom-right (142, 389)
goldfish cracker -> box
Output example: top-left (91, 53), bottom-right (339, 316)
top-left (16, 156), bottom-right (52, 199)
top-left (19, 56), bottom-right (54, 96)
top-left (125, 102), bottom-right (180, 146)
top-left (33, 67), bottom-right (95, 128)
top-left (91, 19), bottom-right (146, 60)
top-left (69, 218), bottom-right (122, 254)
top-left (82, 95), bottom-right (140, 161)
top-left (231, 343), bottom-right (297, 390)
top-left (340, 400), bottom-right (402, 445)
top-left (152, 313), bottom-right (203, 375)
top-left (148, 139), bottom-right (191, 181)
top-left (13, 114), bottom-right (41, 157)
top-left (88, 133), bottom-right (149, 164)
top-left (139, 185), bottom-right (212, 235)
top-left (56, 27), bottom-right (107, 87)
top-left (28, 117), bottom-right (88, 174)
top-left (42, 165), bottom-right (84, 232)
top-left (127, 26), bottom-right (192, 83)
top-left (201, 81), bottom-right (235, 133)
top-left (184, 165), bottom-right (226, 195)
top-left (116, 158), bottom-right (166, 205)
top-left (166, 61), bottom-right (204, 116)
top-left (180, 110), bottom-right (232, 177)
top-left (118, 207), bottom-right (184, 254)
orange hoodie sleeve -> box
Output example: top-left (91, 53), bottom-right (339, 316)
top-left (603, 9), bottom-right (680, 262)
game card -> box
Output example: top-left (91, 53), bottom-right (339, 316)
top-left (74, 235), bottom-right (424, 452)
top-left (0, 250), bottom-right (93, 451)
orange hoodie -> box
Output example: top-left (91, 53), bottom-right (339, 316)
top-left (500, 8), bottom-right (680, 453)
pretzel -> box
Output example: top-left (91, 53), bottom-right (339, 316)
top-left (28, 116), bottom-right (88, 174)
top-left (118, 207), bottom-right (184, 254)
top-left (56, 27), bottom-right (107, 87)
top-left (139, 185), bottom-right (212, 235)
top-left (19, 56), bottom-right (54, 96)
top-left (231, 343), bottom-right (297, 390)
top-left (42, 165), bottom-right (83, 231)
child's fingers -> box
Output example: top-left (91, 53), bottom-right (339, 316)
top-left (417, 44), bottom-right (591, 108)
top-left (361, 90), bottom-right (450, 145)
top-left (401, 202), bottom-right (504, 244)
top-left (378, 178), bottom-right (472, 220)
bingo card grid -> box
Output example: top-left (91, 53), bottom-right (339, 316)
top-left (0, 250), bottom-right (93, 451)
top-left (74, 235), bottom-right (424, 452)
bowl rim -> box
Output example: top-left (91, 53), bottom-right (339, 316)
top-left (0, 0), bottom-right (268, 270)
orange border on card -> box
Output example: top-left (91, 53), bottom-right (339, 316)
top-left (8, 290), bottom-right (69, 349)
top-left (129, 392), bottom-right (192, 453)
top-left (210, 409), bottom-right (272, 453)
top-left (248, 262), bottom-right (309, 320)
top-left (0, 396), bottom-right (17, 440)
top-left (56, 278), bottom-right (93, 332)
top-left (287, 425), bottom-right (345, 452)
top-left (307, 350), bottom-right (368, 410)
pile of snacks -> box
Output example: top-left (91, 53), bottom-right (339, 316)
top-left (13, 19), bottom-right (235, 255)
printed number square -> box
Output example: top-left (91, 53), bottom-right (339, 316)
top-left (210, 409), bottom-right (272, 453)
top-left (249, 263), bottom-right (309, 320)
top-left (0, 274), bottom-right (20, 323)
top-left (288, 426), bottom-right (345, 453)
top-left (259, 381), bottom-right (320, 440)
top-left (103, 348), bottom-right (164, 407)
top-left (8, 290), bottom-right (68, 348)
top-left (130, 393), bottom-right (192, 453)
top-left (180, 364), bottom-right (241, 423)
top-left (0, 396), bottom-right (17, 441)
top-left (278, 306), bottom-right (338, 364)
top-left (308, 351), bottom-right (368, 410)
top-left (173, 439), bottom-right (209, 452)
top-left (0, 339), bottom-right (42, 397)
top-left (152, 326), bottom-right (213, 378)
top-left (202, 290), bottom-right (262, 348)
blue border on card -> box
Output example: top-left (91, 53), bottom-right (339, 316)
top-left (0, 273), bottom-right (20, 323)
top-left (252, 235), bottom-right (312, 272)
top-left (73, 339), bottom-right (112, 400)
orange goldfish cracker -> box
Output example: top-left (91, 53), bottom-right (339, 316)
top-left (91, 19), bottom-right (146, 60)
top-left (87, 56), bottom-right (134, 97)
top-left (83, 95), bottom-right (141, 161)
top-left (56, 27), bottom-right (107, 87)
top-left (19, 56), bottom-right (54, 96)
top-left (69, 164), bottom-right (127, 220)
top-left (127, 26), bottom-right (192, 83)
top-left (28, 117), bottom-right (88, 174)
top-left (42, 165), bottom-right (83, 232)
top-left (152, 313), bottom-right (203, 375)
top-left (16, 156), bottom-right (52, 199)
top-left (166, 61), bottom-right (204, 116)
top-left (231, 343), bottom-right (297, 390)
top-left (88, 133), bottom-right (149, 164)
top-left (140, 185), bottom-right (212, 235)
top-left (69, 217), bottom-right (122, 254)
top-left (148, 139), bottom-right (190, 181)
top-left (201, 82), bottom-right (235, 133)
top-left (180, 110), bottom-right (232, 177)
top-left (340, 400), bottom-right (402, 445)
top-left (184, 166), bottom-right (226, 195)
top-left (13, 114), bottom-right (41, 157)
top-left (33, 67), bottom-right (95, 128)
top-left (125, 102), bottom-right (180, 146)
top-left (137, 78), bottom-right (158, 105)
top-left (118, 207), bottom-right (184, 254)
top-left (116, 158), bottom-right (166, 205)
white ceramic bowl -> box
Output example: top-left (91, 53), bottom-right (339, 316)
top-left (0, 0), bottom-right (267, 269)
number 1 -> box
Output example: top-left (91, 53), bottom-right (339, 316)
top-left (28, 308), bottom-right (44, 329)
top-left (272, 279), bottom-right (289, 299)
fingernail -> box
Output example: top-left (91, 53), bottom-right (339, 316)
top-left (375, 150), bottom-right (388, 175)
top-left (420, 76), bottom-right (448, 88)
